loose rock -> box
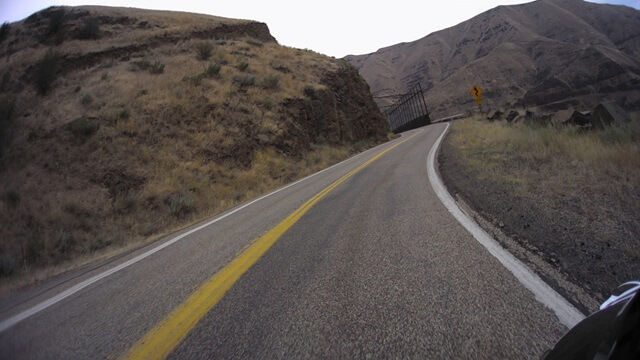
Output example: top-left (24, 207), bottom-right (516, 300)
top-left (590, 101), bottom-right (630, 129)
top-left (487, 109), bottom-right (503, 121)
top-left (551, 108), bottom-right (591, 127)
top-left (506, 109), bottom-right (519, 123)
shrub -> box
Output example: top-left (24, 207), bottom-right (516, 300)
top-left (166, 193), bottom-right (194, 216)
top-left (598, 121), bottom-right (640, 145)
top-left (261, 75), bottom-right (280, 90)
top-left (1, 187), bottom-right (20, 207)
top-left (0, 96), bottom-right (16, 157)
top-left (0, 22), bottom-right (9, 44)
top-left (0, 253), bottom-right (16, 277)
top-left (0, 72), bottom-right (10, 92)
top-left (68, 117), bottom-right (99, 137)
top-left (0, 96), bottom-right (14, 121)
top-left (149, 61), bottom-right (164, 74)
top-left (56, 229), bottom-right (72, 254)
top-left (141, 222), bottom-right (155, 236)
top-left (89, 234), bottom-right (111, 252)
top-left (233, 75), bottom-right (256, 89)
top-left (259, 97), bottom-right (275, 110)
top-left (101, 72), bottom-right (108, 80)
top-left (195, 41), bottom-right (213, 61)
top-left (184, 73), bottom-right (205, 86)
top-left (132, 59), bottom-right (164, 74)
top-left (47, 8), bottom-right (66, 44)
top-left (204, 63), bottom-right (221, 78)
top-left (303, 85), bottom-right (317, 99)
top-left (118, 108), bottom-right (130, 120)
top-left (36, 50), bottom-right (61, 95)
top-left (78, 17), bottom-right (100, 40)
top-left (48, 8), bottom-right (66, 35)
top-left (114, 190), bottom-right (137, 213)
top-left (236, 62), bottom-right (249, 72)
top-left (80, 92), bottom-right (93, 105)
top-left (74, 85), bottom-right (81, 93)
top-left (247, 40), bottom-right (263, 47)
top-left (26, 232), bottom-right (44, 261)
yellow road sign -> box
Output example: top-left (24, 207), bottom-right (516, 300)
top-left (472, 85), bottom-right (483, 97)
top-left (475, 96), bottom-right (483, 105)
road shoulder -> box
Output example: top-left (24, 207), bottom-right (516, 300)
top-left (437, 122), bottom-right (601, 314)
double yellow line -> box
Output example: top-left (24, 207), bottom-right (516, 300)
top-left (122, 130), bottom-right (422, 359)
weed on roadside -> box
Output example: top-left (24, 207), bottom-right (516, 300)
top-left (204, 63), bottom-right (221, 78)
top-left (132, 59), bottom-right (164, 74)
top-left (236, 62), bottom-right (249, 72)
top-left (260, 75), bottom-right (280, 90)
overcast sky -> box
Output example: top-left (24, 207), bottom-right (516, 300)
top-left (1, 0), bottom-right (638, 57)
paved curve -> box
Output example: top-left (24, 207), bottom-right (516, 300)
top-left (0, 124), bottom-right (568, 358)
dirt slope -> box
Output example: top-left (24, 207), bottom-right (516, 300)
top-left (345, 0), bottom-right (640, 119)
top-left (0, 6), bottom-right (388, 284)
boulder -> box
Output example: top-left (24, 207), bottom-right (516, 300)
top-left (512, 114), bottom-right (525, 123)
top-left (525, 110), bottom-right (536, 122)
top-left (506, 109), bottom-right (519, 123)
top-left (551, 108), bottom-right (573, 125)
top-left (551, 108), bottom-right (592, 127)
top-left (590, 101), bottom-right (630, 129)
top-left (486, 109), bottom-right (503, 121)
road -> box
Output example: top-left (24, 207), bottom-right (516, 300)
top-left (0, 124), bottom-right (576, 358)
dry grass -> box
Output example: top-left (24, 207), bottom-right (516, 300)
top-left (446, 116), bottom-right (640, 295)
top-left (0, 7), bottom-right (381, 289)
top-left (450, 115), bottom-right (640, 238)
top-left (451, 116), bottom-right (640, 182)
top-left (449, 117), bottom-right (640, 216)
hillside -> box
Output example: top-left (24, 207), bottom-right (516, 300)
top-left (345, 0), bottom-right (640, 119)
top-left (0, 6), bottom-right (388, 283)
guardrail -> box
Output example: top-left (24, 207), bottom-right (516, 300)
top-left (380, 84), bottom-right (430, 133)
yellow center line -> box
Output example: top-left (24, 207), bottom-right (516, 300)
top-left (121, 130), bottom-right (424, 360)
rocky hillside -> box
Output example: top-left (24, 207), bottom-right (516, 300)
top-left (0, 6), bottom-right (388, 281)
top-left (345, 0), bottom-right (640, 119)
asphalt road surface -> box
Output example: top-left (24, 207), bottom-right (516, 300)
top-left (0, 124), bottom-right (571, 359)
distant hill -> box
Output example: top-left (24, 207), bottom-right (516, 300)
top-left (345, 0), bottom-right (640, 119)
top-left (0, 6), bottom-right (387, 279)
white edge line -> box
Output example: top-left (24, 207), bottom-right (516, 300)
top-left (426, 122), bottom-right (585, 329)
top-left (0, 135), bottom-right (403, 333)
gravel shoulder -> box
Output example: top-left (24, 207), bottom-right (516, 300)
top-left (438, 120), bottom-right (640, 312)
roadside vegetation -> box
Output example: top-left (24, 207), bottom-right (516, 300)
top-left (451, 116), bottom-right (640, 178)
top-left (0, 7), bottom-right (387, 289)
top-left (442, 116), bottom-right (640, 301)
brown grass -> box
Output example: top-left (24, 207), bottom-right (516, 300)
top-left (449, 116), bottom-right (640, 252)
top-left (445, 116), bottom-right (640, 297)
top-left (0, 8), bottom-right (380, 289)
top-left (450, 116), bottom-right (640, 186)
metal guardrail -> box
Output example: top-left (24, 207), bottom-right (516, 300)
top-left (381, 84), bottom-right (430, 133)
top-left (432, 113), bottom-right (465, 123)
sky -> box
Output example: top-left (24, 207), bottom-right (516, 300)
top-left (1, 0), bottom-right (638, 57)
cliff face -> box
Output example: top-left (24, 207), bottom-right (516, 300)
top-left (346, 0), bottom-right (640, 119)
top-left (0, 6), bottom-right (387, 278)
top-left (277, 65), bottom-right (389, 154)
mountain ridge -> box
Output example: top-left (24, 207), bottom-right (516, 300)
top-left (346, 0), bottom-right (640, 119)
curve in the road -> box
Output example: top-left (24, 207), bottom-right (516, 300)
top-left (427, 123), bottom-right (585, 328)
top-left (0, 132), bottom-right (404, 334)
top-left (121, 131), bottom-right (424, 359)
